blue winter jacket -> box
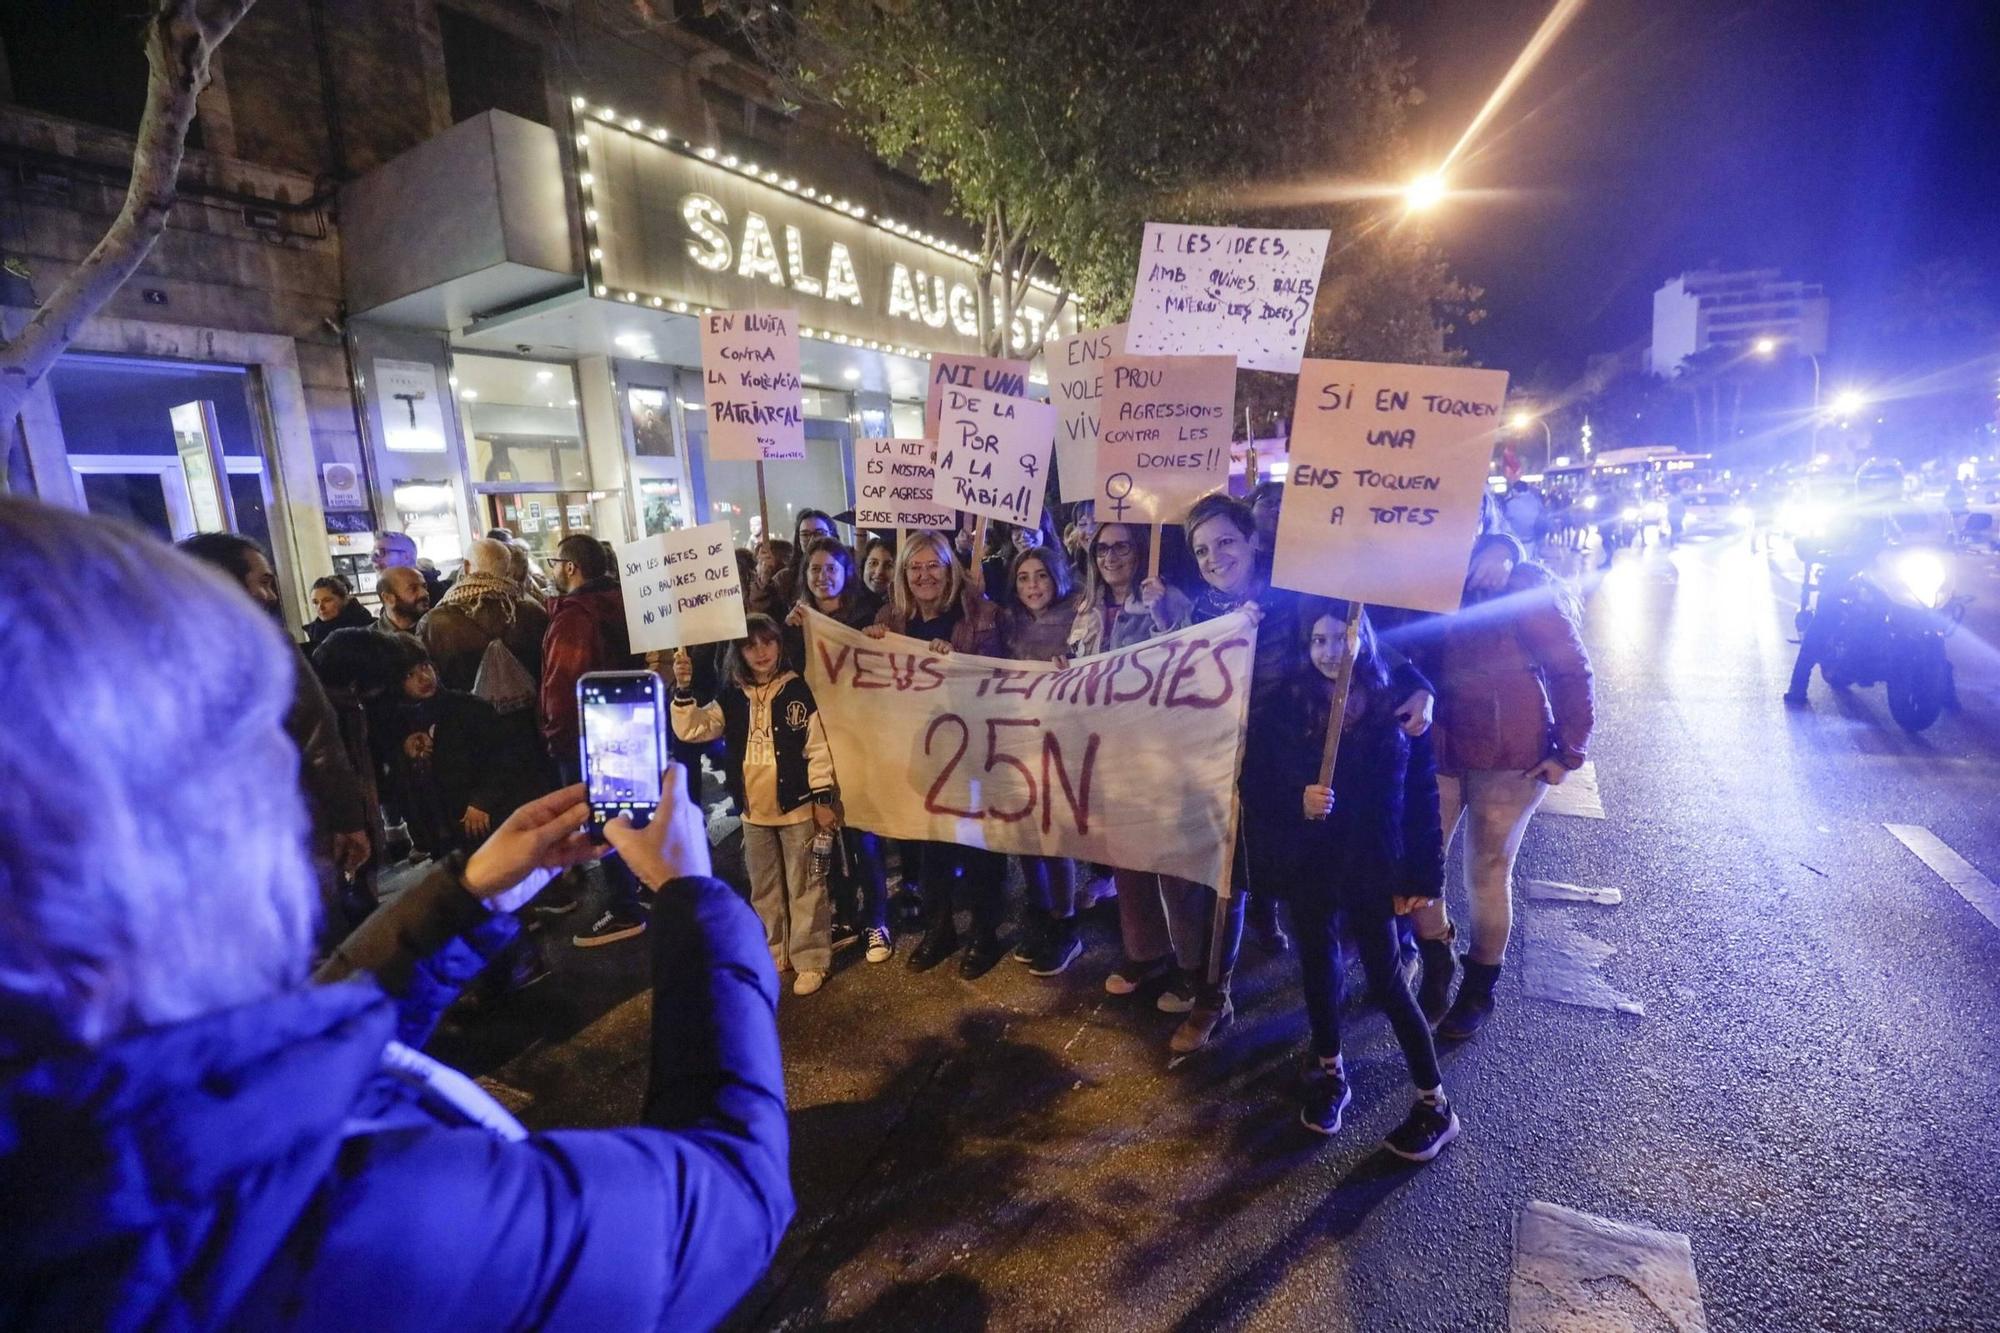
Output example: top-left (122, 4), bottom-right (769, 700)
top-left (0, 866), bottom-right (793, 1331)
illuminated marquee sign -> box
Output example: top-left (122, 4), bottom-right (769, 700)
top-left (580, 114), bottom-right (1070, 359)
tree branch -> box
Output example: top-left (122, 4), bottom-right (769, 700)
top-left (0, 0), bottom-right (256, 422)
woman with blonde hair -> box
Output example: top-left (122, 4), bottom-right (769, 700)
top-left (864, 529), bottom-right (1006, 975)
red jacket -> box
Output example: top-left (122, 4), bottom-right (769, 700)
top-left (1430, 564), bottom-right (1594, 774)
top-left (539, 578), bottom-right (635, 751)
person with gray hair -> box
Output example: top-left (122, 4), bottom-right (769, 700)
top-left (417, 536), bottom-right (551, 695)
top-left (0, 498), bottom-right (793, 1330)
top-left (374, 528), bottom-right (446, 602)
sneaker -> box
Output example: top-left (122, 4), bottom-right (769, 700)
top-left (1027, 924), bottom-right (1083, 977)
top-left (1299, 1069), bottom-right (1353, 1136)
top-left (792, 970), bottom-right (826, 996)
top-left (1105, 957), bottom-right (1171, 996)
top-left (1384, 1095), bottom-right (1460, 1162)
top-left (1155, 970), bottom-right (1197, 1013)
top-left (1169, 997), bottom-right (1234, 1054)
top-left (832, 923), bottom-right (861, 952)
top-left (532, 897), bottom-right (581, 917)
top-left (572, 903), bottom-right (648, 948)
top-left (864, 927), bottom-right (895, 963)
top-left (1011, 910), bottom-right (1047, 964)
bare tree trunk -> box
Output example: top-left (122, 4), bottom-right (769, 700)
top-left (0, 0), bottom-right (258, 435)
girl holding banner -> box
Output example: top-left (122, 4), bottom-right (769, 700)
top-left (1257, 604), bottom-right (1459, 1159)
top-left (863, 530), bottom-right (1009, 978)
top-left (786, 538), bottom-right (894, 963)
top-left (997, 546), bottom-right (1087, 977)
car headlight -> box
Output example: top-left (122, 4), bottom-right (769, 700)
top-left (1619, 506), bottom-right (1640, 522)
top-left (1580, 494), bottom-right (1600, 512)
top-left (1894, 550), bottom-right (1951, 609)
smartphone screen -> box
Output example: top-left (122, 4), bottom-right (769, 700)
top-left (578, 671), bottom-right (667, 835)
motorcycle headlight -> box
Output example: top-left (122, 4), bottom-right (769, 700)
top-left (1619, 506), bottom-right (1640, 522)
top-left (1894, 550), bottom-right (1951, 609)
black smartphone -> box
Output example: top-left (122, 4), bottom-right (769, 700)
top-left (577, 670), bottom-right (668, 838)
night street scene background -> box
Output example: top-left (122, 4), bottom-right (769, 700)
top-left (3, 0), bottom-right (1999, 1329)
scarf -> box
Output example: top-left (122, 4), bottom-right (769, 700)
top-left (436, 571), bottom-right (521, 615)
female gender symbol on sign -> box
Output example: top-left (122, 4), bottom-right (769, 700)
top-left (1104, 472), bottom-right (1135, 520)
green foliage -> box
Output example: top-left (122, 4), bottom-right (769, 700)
top-left (719, 0), bottom-right (1478, 373)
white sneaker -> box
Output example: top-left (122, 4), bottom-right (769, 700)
top-left (792, 970), bottom-right (826, 996)
top-left (864, 927), bottom-right (894, 963)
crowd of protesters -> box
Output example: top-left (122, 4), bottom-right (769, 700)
top-left (0, 470), bottom-right (1595, 1321)
top-left (232, 480), bottom-right (1591, 1158)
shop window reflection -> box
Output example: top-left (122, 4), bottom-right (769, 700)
top-left (454, 354), bottom-right (590, 488)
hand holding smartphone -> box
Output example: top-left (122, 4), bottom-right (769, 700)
top-left (578, 670), bottom-right (668, 839)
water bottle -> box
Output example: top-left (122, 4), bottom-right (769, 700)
top-left (809, 828), bottom-right (836, 886)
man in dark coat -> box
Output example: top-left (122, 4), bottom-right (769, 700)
top-left (417, 537), bottom-right (550, 692)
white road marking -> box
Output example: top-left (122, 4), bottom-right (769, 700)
top-left (1525, 879), bottom-right (1624, 905)
top-left (1884, 824), bottom-right (2000, 931)
top-left (1520, 914), bottom-right (1644, 1016)
top-left (1510, 1200), bottom-right (1709, 1332)
top-left (1539, 762), bottom-right (1606, 820)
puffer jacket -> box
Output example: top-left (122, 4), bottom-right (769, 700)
top-left (417, 575), bottom-right (551, 694)
top-left (1000, 593), bottom-right (1081, 663)
top-left (1413, 563), bottom-right (1594, 773)
top-left (0, 864), bottom-right (791, 1333)
top-left (539, 578), bottom-right (635, 751)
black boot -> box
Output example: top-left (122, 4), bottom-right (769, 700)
top-left (1437, 960), bottom-right (1500, 1041)
top-left (1011, 906), bottom-right (1049, 964)
top-left (1416, 935), bottom-right (1458, 1026)
top-left (960, 929), bottom-right (1006, 979)
top-left (907, 893), bottom-right (960, 972)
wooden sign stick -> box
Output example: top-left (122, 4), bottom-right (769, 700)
top-left (754, 459), bottom-right (771, 541)
top-left (970, 513), bottom-right (990, 594)
top-left (1313, 598), bottom-right (1367, 799)
top-left (1146, 523), bottom-right (1162, 583)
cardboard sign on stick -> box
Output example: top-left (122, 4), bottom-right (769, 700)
top-left (700, 309), bottom-right (805, 461)
top-left (933, 387), bottom-right (1057, 529)
top-left (617, 519), bottom-right (750, 651)
top-left (1127, 223), bottom-right (1331, 373)
top-left (923, 353), bottom-right (1029, 437)
top-left (1093, 354), bottom-right (1235, 525)
top-left (1047, 323), bottom-right (1128, 503)
top-left (854, 437), bottom-right (957, 530)
top-left (1271, 359), bottom-right (1511, 615)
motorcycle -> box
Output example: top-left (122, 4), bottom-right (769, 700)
top-left (1803, 544), bottom-right (1966, 732)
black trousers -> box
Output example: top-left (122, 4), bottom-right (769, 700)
top-left (1289, 892), bottom-right (1442, 1091)
top-left (914, 840), bottom-right (1005, 938)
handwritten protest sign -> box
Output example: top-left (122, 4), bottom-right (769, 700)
top-left (700, 309), bottom-right (805, 461)
top-left (1271, 359), bottom-right (1511, 614)
top-left (933, 386), bottom-right (1057, 529)
top-left (923, 352), bottom-right (1029, 437)
top-left (617, 519), bottom-right (749, 651)
top-left (805, 607), bottom-right (1255, 892)
top-left (854, 436), bottom-right (957, 530)
top-left (1048, 323), bottom-right (1128, 503)
top-left (1127, 223), bottom-right (1331, 373)
top-left (1093, 354), bottom-right (1235, 525)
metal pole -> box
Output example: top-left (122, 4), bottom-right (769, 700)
top-left (1808, 353), bottom-right (1823, 467)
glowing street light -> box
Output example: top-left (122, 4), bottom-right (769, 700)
top-left (1831, 389), bottom-right (1866, 419)
top-left (1752, 336), bottom-right (1778, 357)
top-left (1404, 172), bottom-right (1447, 213)
top-left (1510, 409), bottom-right (1553, 471)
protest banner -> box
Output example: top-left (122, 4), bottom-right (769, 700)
top-left (854, 436), bottom-right (957, 531)
top-left (1126, 222), bottom-right (1331, 373)
top-left (700, 309), bottom-right (805, 462)
top-left (616, 519), bottom-right (749, 652)
top-left (805, 607), bottom-right (1256, 892)
top-left (933, 384), bottom-right (1058, 529)
top-left (1093, 353), bottom-right (1236, 528)
top-left (1271, 358), bottom-right (1511, 616)
top-left (923, 352), bottom-right (1029, 437)
top-left (1047, 323), bottom-right (1128, 503)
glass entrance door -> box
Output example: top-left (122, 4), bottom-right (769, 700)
top-left (486, 490), bottom-right (596, 561)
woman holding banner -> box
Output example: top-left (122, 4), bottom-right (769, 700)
top-left (786, 539), bottom-right (893, 963)
top-left (864, 530), bottom-right (1009, 978)
top-left (998, 546), bottom-right (1088, 976)
top-left (1403, 531), bottom-right (1595, 1039)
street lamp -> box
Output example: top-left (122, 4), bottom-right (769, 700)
top-left (1830, 389), bottom-right (1866, 419)
top-left (1752, 334), bottom-right (1823, 466)
top-left (1511, 410), bottom-right (1554, 472)
top-left (1404, 171), bottom-right (1447, 213)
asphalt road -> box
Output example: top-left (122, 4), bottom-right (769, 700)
top-left (432, 527), bottom-right (2000, 1332)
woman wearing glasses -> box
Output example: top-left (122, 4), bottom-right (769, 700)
top-left (863, 530), bottom-right (1008, 977)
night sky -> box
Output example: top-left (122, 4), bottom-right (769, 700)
top-left (1379, 0), bottom-right (2000, 384)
